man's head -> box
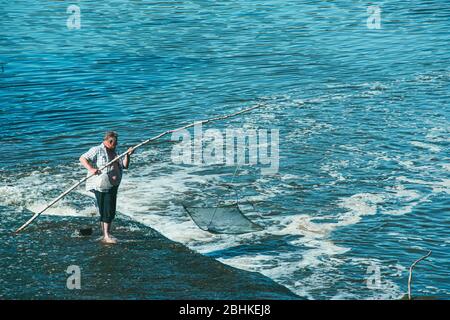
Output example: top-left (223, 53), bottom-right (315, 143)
top-left (103, 131), bottom-right (118, 150)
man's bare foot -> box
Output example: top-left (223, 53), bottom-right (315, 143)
top-left (101, 236), bottom-right (117, 244)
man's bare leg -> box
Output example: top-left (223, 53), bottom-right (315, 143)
top-left (107, 223), bottom-right (117, 242)
top-left (101, 222), bottom-right (117, 244)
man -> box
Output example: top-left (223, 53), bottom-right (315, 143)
top-left (79, 131), bottom-right (134, 244)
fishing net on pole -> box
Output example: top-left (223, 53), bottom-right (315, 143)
top-left (183, 204), bottom-right (263, 234)
top-left (183, 166), bottom-right (263, 234)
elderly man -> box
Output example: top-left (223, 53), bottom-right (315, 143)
top-left (80, 131), bottom-right (134, 244)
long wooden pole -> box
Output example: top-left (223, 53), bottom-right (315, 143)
top-left (15, 104), bottom-right (264, 233)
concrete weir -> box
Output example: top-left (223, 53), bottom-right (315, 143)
top-left (1, 210), bottom-right (300, 300)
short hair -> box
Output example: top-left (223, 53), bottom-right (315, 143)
top-left (104, 131), bottom-right (118, 141)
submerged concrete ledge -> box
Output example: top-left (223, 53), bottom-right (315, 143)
top-left (1, 210), bottom-right (300, 300)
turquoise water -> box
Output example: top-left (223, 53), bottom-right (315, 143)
top-left (1, 1), bottom-right (449, 299)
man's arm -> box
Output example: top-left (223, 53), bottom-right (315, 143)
top-left (122, 148), bottom-right (134, 169)
top-left (79, 156), bottom-right (100, 175)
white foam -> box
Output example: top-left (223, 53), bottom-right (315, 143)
top-left (398, 160), bottom-right (415, 170)
top-left (321, 164), bottom-right (346, 182)
top-left (338, 193), bottom-right (384, 221)
top-left (27, 201), bottom-right (96, 218)
top-left (432, 179), bottom-right (450, 195)
top-left (410, 141), bottom-right (442, 153)
top-left (394, 176), bottom-right (449, 197)
top-left (426, 127), bottom-right (450, 143)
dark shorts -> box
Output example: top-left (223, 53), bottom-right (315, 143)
top-left (93, 186), bottom-right (119, 223)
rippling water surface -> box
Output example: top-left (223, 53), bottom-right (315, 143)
top-left (1, 1), bottom-right (449, 299)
